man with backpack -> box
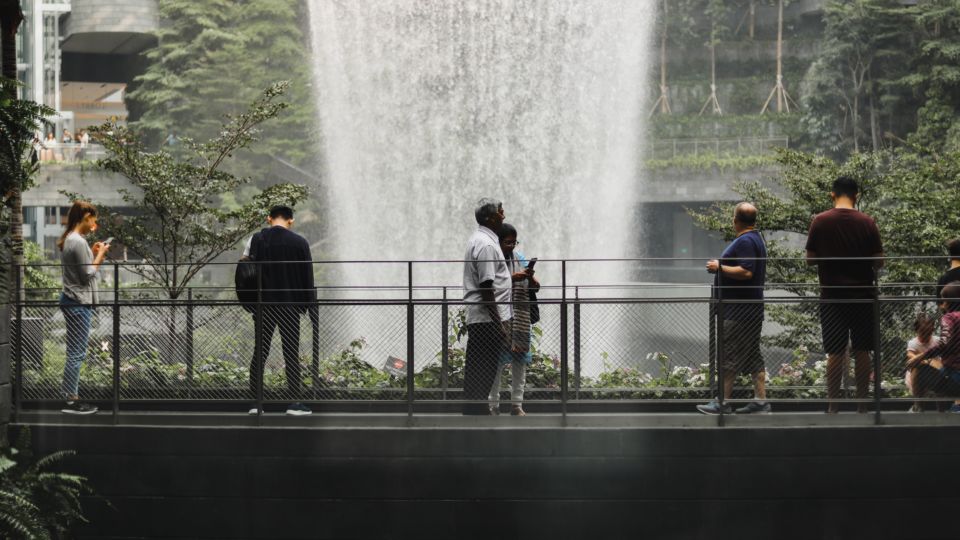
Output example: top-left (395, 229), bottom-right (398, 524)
top-left (240, 205), bottom-right (316, 416)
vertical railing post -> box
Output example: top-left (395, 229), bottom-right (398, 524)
top-left (573, 286), bottom-right (581, 400)
top-left (112, 263), bottom-right (120, 423)
top-left (560, 261), bottom-right (569, 420)
top-left (441, 286), bottom-right (449, 400)
top-left (716, 279), bottom-right (726, 427)
top-left (311, 288), bottom-right (320, 402)
top-left (254, 261), bottom-right (264, 422)
top-left (873, 295), bottom-right (883, 425)
top-left (406, 262), bottom-right (415, 418)
top-left (13, 261), bottom-right (23, 422)
top-left (186, 287), bottom-right (194, 399)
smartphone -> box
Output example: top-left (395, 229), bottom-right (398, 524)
top-left (526, 257), bottom-right (538, 270)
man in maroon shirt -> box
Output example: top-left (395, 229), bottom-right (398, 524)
top-left (806, 176), bottom-right (884, 413)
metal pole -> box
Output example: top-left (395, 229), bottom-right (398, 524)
top-left (441, 286), bottom-right (449, 400)
top-left (716, 276), bottom-right (726, 427)
top-left (406, 262), bottom-right (415, 418)
top-left (311, 295), bottom-right (320, 402)
top-left (873, 296), bottom-right (882, 425)
top-left (13, 261), bottom-right (23, 422)
top-left (112, 263), bottom-right (120, 423)
top-left (255, 261), bottom-right (264, 423)
top-left (186, 287), bottom-right (194, 399)
top-left (560, 261), bottom-right (569, 420)
top-left (573, 286), bottom-right (581, 400)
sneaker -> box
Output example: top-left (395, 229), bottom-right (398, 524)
top-left (61, 401), bottom-right (97, 415)
top-left (248, 408), bottom-right (263, 415)
top-left (510, 406), bottom-right (526, 416)
top-left (285, 403), bottom-right (312, 416)
top-left (735, 401), bottom-right (772, 414)
top-left (696, 401), bottom-right (732, 415)
top-left (908, 403), bottom-right (923, 413)
top-left (948, 404), bottom-right (960, 414)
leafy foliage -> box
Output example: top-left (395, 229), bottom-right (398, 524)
top-left (65, 83), bottom-right (308, 299)
top-left (0, 78), bottom-right (55, 301)
top-left (0, 428), bottom-right (98, 539)
top-left (127, 0), bottom-right (315, 169)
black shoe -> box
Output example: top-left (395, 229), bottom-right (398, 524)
top-left (735, 401), bottom-right (772, 414)
top-left (285, 403), bottom-right (312, 416)
top-left (61, 401), bottom-right (98, 415)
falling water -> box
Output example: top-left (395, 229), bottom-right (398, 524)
top-left (309, 0), bottom-right (653, 275)
top-left (307, 0), bottom-right (655, 369)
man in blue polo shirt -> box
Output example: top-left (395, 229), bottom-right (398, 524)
top-left (698, 202), bottom-right (769, 415)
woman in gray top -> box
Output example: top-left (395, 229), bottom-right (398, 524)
top-left (58, 201), bottom-right (107, 414)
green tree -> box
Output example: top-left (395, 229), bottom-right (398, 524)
top-left (127, 0), bottom-right (315, 168)
top-left (900, 0), bottom-right (960, 151)
top-left (66, 82), bottom-right (308, 301)
top-left (800, 0), bottom-right (913, 154)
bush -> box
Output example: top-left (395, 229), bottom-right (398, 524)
top-left (0, 428), bottom-right (99, 539)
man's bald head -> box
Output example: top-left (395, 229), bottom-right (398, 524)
top-left (734, 202), bottom-right (758, 227)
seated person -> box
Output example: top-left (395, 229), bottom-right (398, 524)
top-left (908, 282), bottom-right (960, 412)
top-left (905, 312), bottom-right (940, 412)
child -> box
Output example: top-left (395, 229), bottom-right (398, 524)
top-left (905, 312), bottom-right (939, 412)
top-left (907, 282), bottom-right (960, 412)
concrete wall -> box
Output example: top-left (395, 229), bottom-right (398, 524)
top-left (22, 423), bottom-right (960, 540)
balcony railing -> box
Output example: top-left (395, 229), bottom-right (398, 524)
top-left (648, 136), bottom-right (789, 160)
top-left (37, 142), bottom-right (108, 164)
top-left (10, 257), bottom-right (952, 423)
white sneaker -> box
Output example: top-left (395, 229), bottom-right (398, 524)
top-left (248, 408), bottom-right (262, 415)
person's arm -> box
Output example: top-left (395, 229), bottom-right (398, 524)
top-left (805, 217), bottom-right (819, 266)
top-left (706, 259), bottom-right (753, 280)
top-left (479, 280), bottom-right (501, 324)
top-left (476, 245), bottom-right (503, 325)
top-left (870, 218), bottom-right (884, 270)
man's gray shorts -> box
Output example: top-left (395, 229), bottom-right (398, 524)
top-left (721, 318), bottom-right (764, 375)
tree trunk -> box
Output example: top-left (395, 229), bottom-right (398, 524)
top-left (867, 71), bottom-right (880, 151)
top-left (2, 5), bottom-right (24, 303)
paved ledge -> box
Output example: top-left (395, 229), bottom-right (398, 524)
top-left (16, 410), bottom-right (960, 430)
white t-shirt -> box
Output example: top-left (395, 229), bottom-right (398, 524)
top-left (907, 336), bottom-right (939, 355)
top-left (462, 226), bottom-right (512, 324)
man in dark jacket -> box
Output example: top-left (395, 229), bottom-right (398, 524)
top-left (248, 205), bottom-right (316, 416)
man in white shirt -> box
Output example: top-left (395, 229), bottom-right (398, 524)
top-left (462, 198), bottom-right (513, 415)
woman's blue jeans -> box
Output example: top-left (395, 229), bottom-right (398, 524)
top-left (60, 293), bottom-right (93, 398)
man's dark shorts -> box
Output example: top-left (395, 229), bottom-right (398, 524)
top-left (819, 301), bottom-right (875, 354)
top-left (721, 318), bottom-right (764, 375)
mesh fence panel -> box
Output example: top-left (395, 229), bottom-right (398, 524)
top-left (15, 287), bottom-right (956, 410)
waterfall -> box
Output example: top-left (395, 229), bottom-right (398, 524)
top-left (306, 0), bottom-right (655, 370)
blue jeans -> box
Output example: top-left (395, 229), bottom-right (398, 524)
top-left (60, 293), bottom-right (93, 398)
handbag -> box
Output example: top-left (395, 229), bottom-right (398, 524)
top-left (528, 289), bottom-right (540, 325)
top-left (235, 232), bottom-right (263, 313)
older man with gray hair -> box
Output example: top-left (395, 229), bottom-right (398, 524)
top-left (462, 198), bottom-right (513, 415)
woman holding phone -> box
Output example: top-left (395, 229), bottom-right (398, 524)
top-left (57, 201), bottom-right (108, 414)
top-left (489, 223), bottom-right (539, 416)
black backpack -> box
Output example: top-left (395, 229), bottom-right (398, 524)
top-left (235, 233), bottom-right (261, 313)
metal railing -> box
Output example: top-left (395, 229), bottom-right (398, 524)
top-left (10, 257), bottom-right (955, 424)
top-left (37, 142), bottom-right (108, 164)
top-left (648, 136), bottom-right (789, 160)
